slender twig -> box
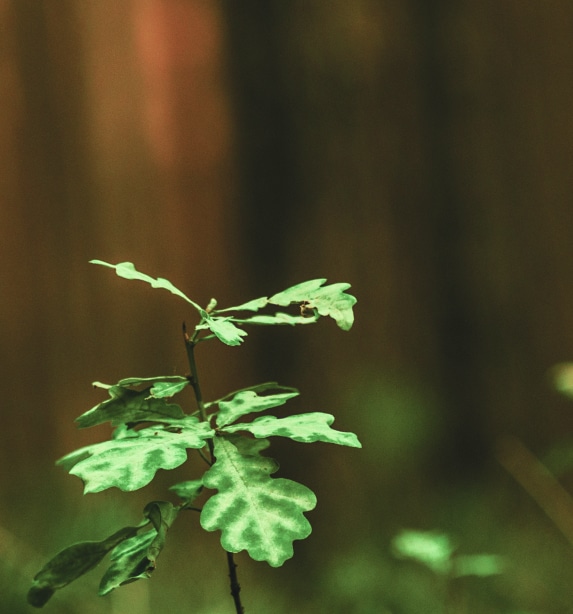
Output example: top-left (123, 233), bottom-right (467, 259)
top-left (226, 551), bottom-right (244, 614)
top-left (183, 321), bottom-right (245, 614)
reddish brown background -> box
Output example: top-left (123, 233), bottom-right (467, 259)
top-left (3, 2), bottom-right (573, 612)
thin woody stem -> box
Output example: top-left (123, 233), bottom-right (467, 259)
top-left (183, 321), bottom-right (245, 614)
top-left (227, 551), bottom-right (244, 614)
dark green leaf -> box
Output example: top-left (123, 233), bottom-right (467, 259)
top-left (143, 501), bottom-right (178, 561)
top-left (200, 436), bottom-right (316, 567)
top-left (76, 385), bottom-right (186, 428)
top-left (225, 412), bottom-right (362, 448)
top-left (28, 526), bottom-right (140, 607)
top-left (58, 421), bottom-right (214, 493)
top-left (216, 389), bottom-right (299, 428)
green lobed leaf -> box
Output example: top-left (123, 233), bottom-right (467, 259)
top-left (58, 421), bottom-right (214, 493)
top-left (268, 279), bottom-right (327, 303)
top-left (28, 526), bottom-right (141, 607)
top-left (76, 385), bottom-right (186, 428)
top-left (268, 279), bottom-right (357, 331)
top-left (207, 382), bottom-right (297, 407)
top-left (200, 436), bottom-right (317, 567)
top-left (216, 389), bottom-right (299, 428)
top-left (216, 296), bottom-right (269, 313)
top-left (90, 260), bottom-right (202, 311)
top-left (224, 412), bottom-right (362, 448)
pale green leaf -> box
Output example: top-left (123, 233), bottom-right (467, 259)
top-left (75, 385), bottom-right (186, 428)
top-left (202, 314), bottom-right (248, 346)
top-left (230, 313), bottom-right (318, 326)
top-left (200, 436), bottom-right (316, 567)
top-left (223, 433), bottom-right (271, 456)
top-left (269, 279), bottom-right (327, 304)
top-left (225, 412), bottom-right (362, 448)
top-left (216, 296), bottom-right (269, 313)
top-left (208, 382), bottom-right (297, 408)
top-left (90, 260), bottom-right (202, 311)
top-left (117, 375), bottom-right (189, 387)
top-left (58, 422), bottom-right (214, 493)
top-left (148, 380), bottom-right (190, 398)
top-left (268, 279), bottom-right (357, 331)
top-left (216, 389), bottom-right (299, 428)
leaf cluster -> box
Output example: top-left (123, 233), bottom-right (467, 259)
top-left (28, 261), bottom-right (360, 608)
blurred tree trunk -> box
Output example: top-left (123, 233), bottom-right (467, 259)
top-left (221, 0), bottom-right (573, 483)
top-left (0, 0), bottom-right (243, 495)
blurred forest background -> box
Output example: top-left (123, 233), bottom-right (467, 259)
top-left (3, 1), bottom-right (573, 613)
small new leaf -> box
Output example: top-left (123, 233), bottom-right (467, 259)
top-left (216, 389), bottom-right (299, 428)
top-left (200, 436), bottom-right (316, 567)
top-left (58, 421), bottom-right (214, 493)
top-left (224, 412), bottom-right (362, 448)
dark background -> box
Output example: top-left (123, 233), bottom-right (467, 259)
top-left (3, 2), bottom-right (573, 612)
